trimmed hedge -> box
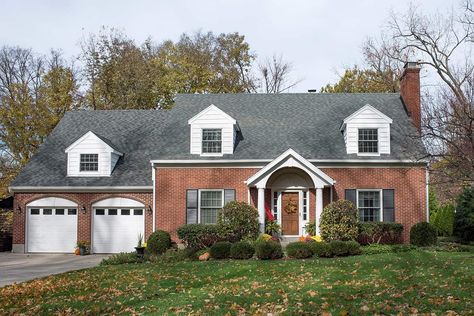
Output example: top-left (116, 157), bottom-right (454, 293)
top-left (410, 222), bottom-right (437, 246)
top-left (357, 222), bottom-right (404, 245)
top-left (177, 224), bottom-right (222, 249)
top-left (255, 241), bottom-right (283, 260)
top-left (328, 240), bottom-right (361, 256)
top-left (230, 241), bottom-right (255, 259)
top-left (210, 241), bottom-right (232, 259)
top-left (307, 242), bottom-right (332, 258)
top-left (146, 230), bottom-right (171, 255)
top-left (286, 242), bottom-right (313, 259)
top-left (320, 200), bottom-right (358, 241)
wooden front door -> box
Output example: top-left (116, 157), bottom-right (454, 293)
top-left (281, 192), bottom-right (299, 235)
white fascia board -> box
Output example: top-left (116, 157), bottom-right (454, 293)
top-left (65, 131), bottom-right (123, 156)
top-left (187, 104), bottom-right (237, 125)
top-left (150, 158), bottom-right (428, 165)
top-left (343, 104), bottom-right (393, 124)
top-left (9, 186), bottom-right (153, 193)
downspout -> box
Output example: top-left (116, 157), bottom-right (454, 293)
top-left (425, 167), bottom-right (429, 222)
top-left (152, 166), bottom-right (156, 232)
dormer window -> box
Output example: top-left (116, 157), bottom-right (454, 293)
top-left (80, 154), bottom-right (99, 172)
top-left (202, 129), bottom-right (222, 154)
top-left (358, 129), bottom-right (378, 153)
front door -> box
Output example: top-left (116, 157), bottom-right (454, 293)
top-left (281, 192), bottom-right (299, 235)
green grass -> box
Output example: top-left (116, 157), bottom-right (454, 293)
top-left (1, 251), bottom-right (473, 315)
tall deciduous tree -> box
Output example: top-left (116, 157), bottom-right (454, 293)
top-left (258, 55), bottom-right (301, 93)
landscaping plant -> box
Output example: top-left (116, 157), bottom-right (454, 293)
top-left (454, 186), bottom-right (474, 243)
top-left (217, 201), bottom-right (259, 242)
top-left (357, 222), bottom-right (403, 245)
top-left (430, 203), bottom-right (455, 237)
top-left (286, 242), bottom-right (313, 259)
top-left (255, 240), bottom-right (283, 260)
top-left (230, 241), bottom-right (255, 259)
top-left (307, 242), bottom-right (332, 257)
top-left (328, 240), bottom-right (361, 256)
top-left (100, 252), bottom-right (144, 265)
top-left (319, 200), bottom-right (358, 241)
top-left (265, 219), bottom-right (281, 236)
top-left (146, 230), bottom-right (171, 255)
top-left (210, 241), bottom-right (232, 259)
top-left (410, 222), bottom-right (437, 246)
top-left (177, 224), bottom-right (222, 249)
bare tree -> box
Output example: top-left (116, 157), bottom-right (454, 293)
top-left (258, 55), bottom-right (301, 93)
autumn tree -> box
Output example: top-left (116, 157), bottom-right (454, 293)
top-left (0, 47), bottom-right (80, 197)
top-left (258, 55), bottom-right (301, 93)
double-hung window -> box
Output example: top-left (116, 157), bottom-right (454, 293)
top-left (199, 190), bottom-right (223, 224)
top-left (80, 154), bottom-right (98, 172)
top-left (202, 129), bottom-right (222, 154)
top-left (358, 129), bottom-right (378, 153)
top-left (357, 190), bottom-right (381, 222)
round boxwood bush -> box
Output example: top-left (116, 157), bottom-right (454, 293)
top-left (320, 200), bottom-right (358, 242)
top-left (230, 241), bottom-right (255, 259)
top-left (217, 201), bottom-right (260, 242)
top-left (410, 222), bottom-right (437, 246)
top-left (307, 242), bottom-right (332, 258)
top-left (210, 241), bottom-right (232, 259)
top-left (255, 240), bottom-right (283, 260)
top-left (286, 242), bottom-right (313, 259)
top-left (146, 230), bottom-right (171, 255)
top-left (328, 240), bottom-right (362, 256)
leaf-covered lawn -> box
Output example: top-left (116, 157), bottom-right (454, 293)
top-left (1, 251), bottom-right (473, 315)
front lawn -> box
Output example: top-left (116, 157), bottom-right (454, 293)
top-left (1, 251), bottom-right (473, 315)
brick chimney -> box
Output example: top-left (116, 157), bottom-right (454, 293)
top-left (400, 62), bottom-right (421, 132)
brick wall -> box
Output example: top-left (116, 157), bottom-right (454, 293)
top-left (13, 192), bottom-right (153, 248)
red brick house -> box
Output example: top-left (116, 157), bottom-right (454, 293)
top-left (10, 62), bottom-right (427, 253)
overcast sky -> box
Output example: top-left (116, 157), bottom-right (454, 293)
top-left (0, 0), bottom-right (451, 91)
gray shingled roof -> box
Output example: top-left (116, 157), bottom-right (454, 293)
top-left (12, 93), bottom-right (426, 188)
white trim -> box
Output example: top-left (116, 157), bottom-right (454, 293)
top-left (150, 158), bottom-right (428, 165)
top-left (152, 167), bottom-right (156, 232)
top-left (65, 131), bottom-right (123, 155)
top-left (92, 197), bottom-right (145, 208)
top-left (356, 128), bottom-right (381, 157)
top-left (10, 186), bottom-right (153, 193)
top-left (276, 189), bottom-right (308, 237)
top-left (426, 168), bottom-right (429, 222)
top-left (356, 189), bottom-right (383, 222)
top-left (342, 104), bottom-right (393, 125)
top-left (26, 197), bottom-right (77, 208)
top-left (188, 104), bottom-right (237, 125)
top-left (197, 189), bottom-right (224, 224)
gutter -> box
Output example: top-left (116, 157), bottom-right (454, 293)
top-left (9, 186), bottom-right (153, 193)
top-left (150, 158), bottom-right (428, 165)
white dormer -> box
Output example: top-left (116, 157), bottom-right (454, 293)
top-left (341, 104), bottom-right (392, 156)
top-left (65, 131), bottom-right (123, 177)
top-left (188, 104), bottom-right (238, 156)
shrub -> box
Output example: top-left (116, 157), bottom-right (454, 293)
top-left (357, 222), bottom-right (404, 245)
top-left (410, 222), bottom-right (437, 246)
top-left (265, 219), bottom-right (281, 236)
top-left (230, 241), bottom-right (255, 259)
top-left (320, 200), bottom-right (358, 241)
top-left (423, 242), bottom-right (473, 253)
top-left (177, 224), bottom-right (222, 249)
top-left (210, 241), bottom-right (232, 259)
top-left (304, 222), bottom-right (316, 236)
top-left (431, 203), bottom-right (455, 237)
top-left (146, 230), bottom-right (171, 255)
top-left (152, 248), bottom-right (197, 263)
top-left (255, 241), bottom-right (283, 260)
top-left (286, 242), bottom-right (313, 259)
top-left (100, 252), bottom-right (142, 265)
top-left (454, 187), bottom-right (474, 243)
top-left (217, 201), bottom-right (259, 242)
top-left (308, 242), bottom-right (332, 257)
top-left (361, 244), bottom-right (395, 255)
top-left (328, 240), bottom-right (361, 256)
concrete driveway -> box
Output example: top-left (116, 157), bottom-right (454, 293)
top-left (0, 253), bottom-right (108, 287)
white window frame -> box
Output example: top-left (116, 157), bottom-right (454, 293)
top-left (201, 128), bottom-right (223, 156)
top-left (198, 189), bottom-right (224, 224)
top-left (357, 128), bottom-right (379, 156)
top-left (79, 153), bottom-right (99, 172)
top-left (356, 189), bottom-right (383, 222)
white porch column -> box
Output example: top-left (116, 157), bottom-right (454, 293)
top-left (257, 187), bottom-right (265, 233)
top-left (315, 187), bottom-right (323, 235)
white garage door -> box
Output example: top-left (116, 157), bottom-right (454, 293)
top-left (27, 198), bottom-right (78, 253)
top-left (92, 201), bottom-right (144, 253)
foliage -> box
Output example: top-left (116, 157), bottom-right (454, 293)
top-left (454, 186), bottom-right (474, 242)
top-left (76, 240), bottom-right (90, 248)
top-left (265, 219), bottom-right (281, 236)
top-left (319, 200), bottom-right (359, 242)
top-left (357, 222), bottom-right (403, 245)
top-left (428, 188), bottom-right (440, 216)
top-left (210, 241), bottom-right (232, 260)
top-left (177, 224), bottom-right (222, 250)
top-left (307, 242), bottom-right (332, 258)
top-left (0, 210), bottom-right (13, 234)
top-left (217, 201), bottom-right (259, 242)
top-left (285, 242), bottom-right (313, 259)
top-left (422, 242), bottom-right (473, 253)
top-left (257, 234), bottom-right (273, 242)
top-left (255, 240), bottom-right (283, 260)
top-left (146, 230), bottom-right (171, 255)
top-left (2, 251), bottom-right (474, 314)
top-left (430, 203), bottom-right (455, 237)
top-left (304, 222), bottom-right (316, 236)
top-left (361, 244), bottom-right (417, 255)
top-left (230, 241), bottom-right (255, 259)
top-left (100, 252), bottom-right (143, 265)
top-left (151, 248), bottom-right (197, 263)
top-left (320, 66), bottom-right (399, 93)
top-left (410, 222), bottom-right (438, 246)
top-left (328, 240), bottom-right (362, 257)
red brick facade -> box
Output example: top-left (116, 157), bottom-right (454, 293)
top-left (13, 192), bottom-right (153, 248)
top-left (400, 63), bottom-right (421, 133)
top-left (12, 165), bottom-right (426, 251)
